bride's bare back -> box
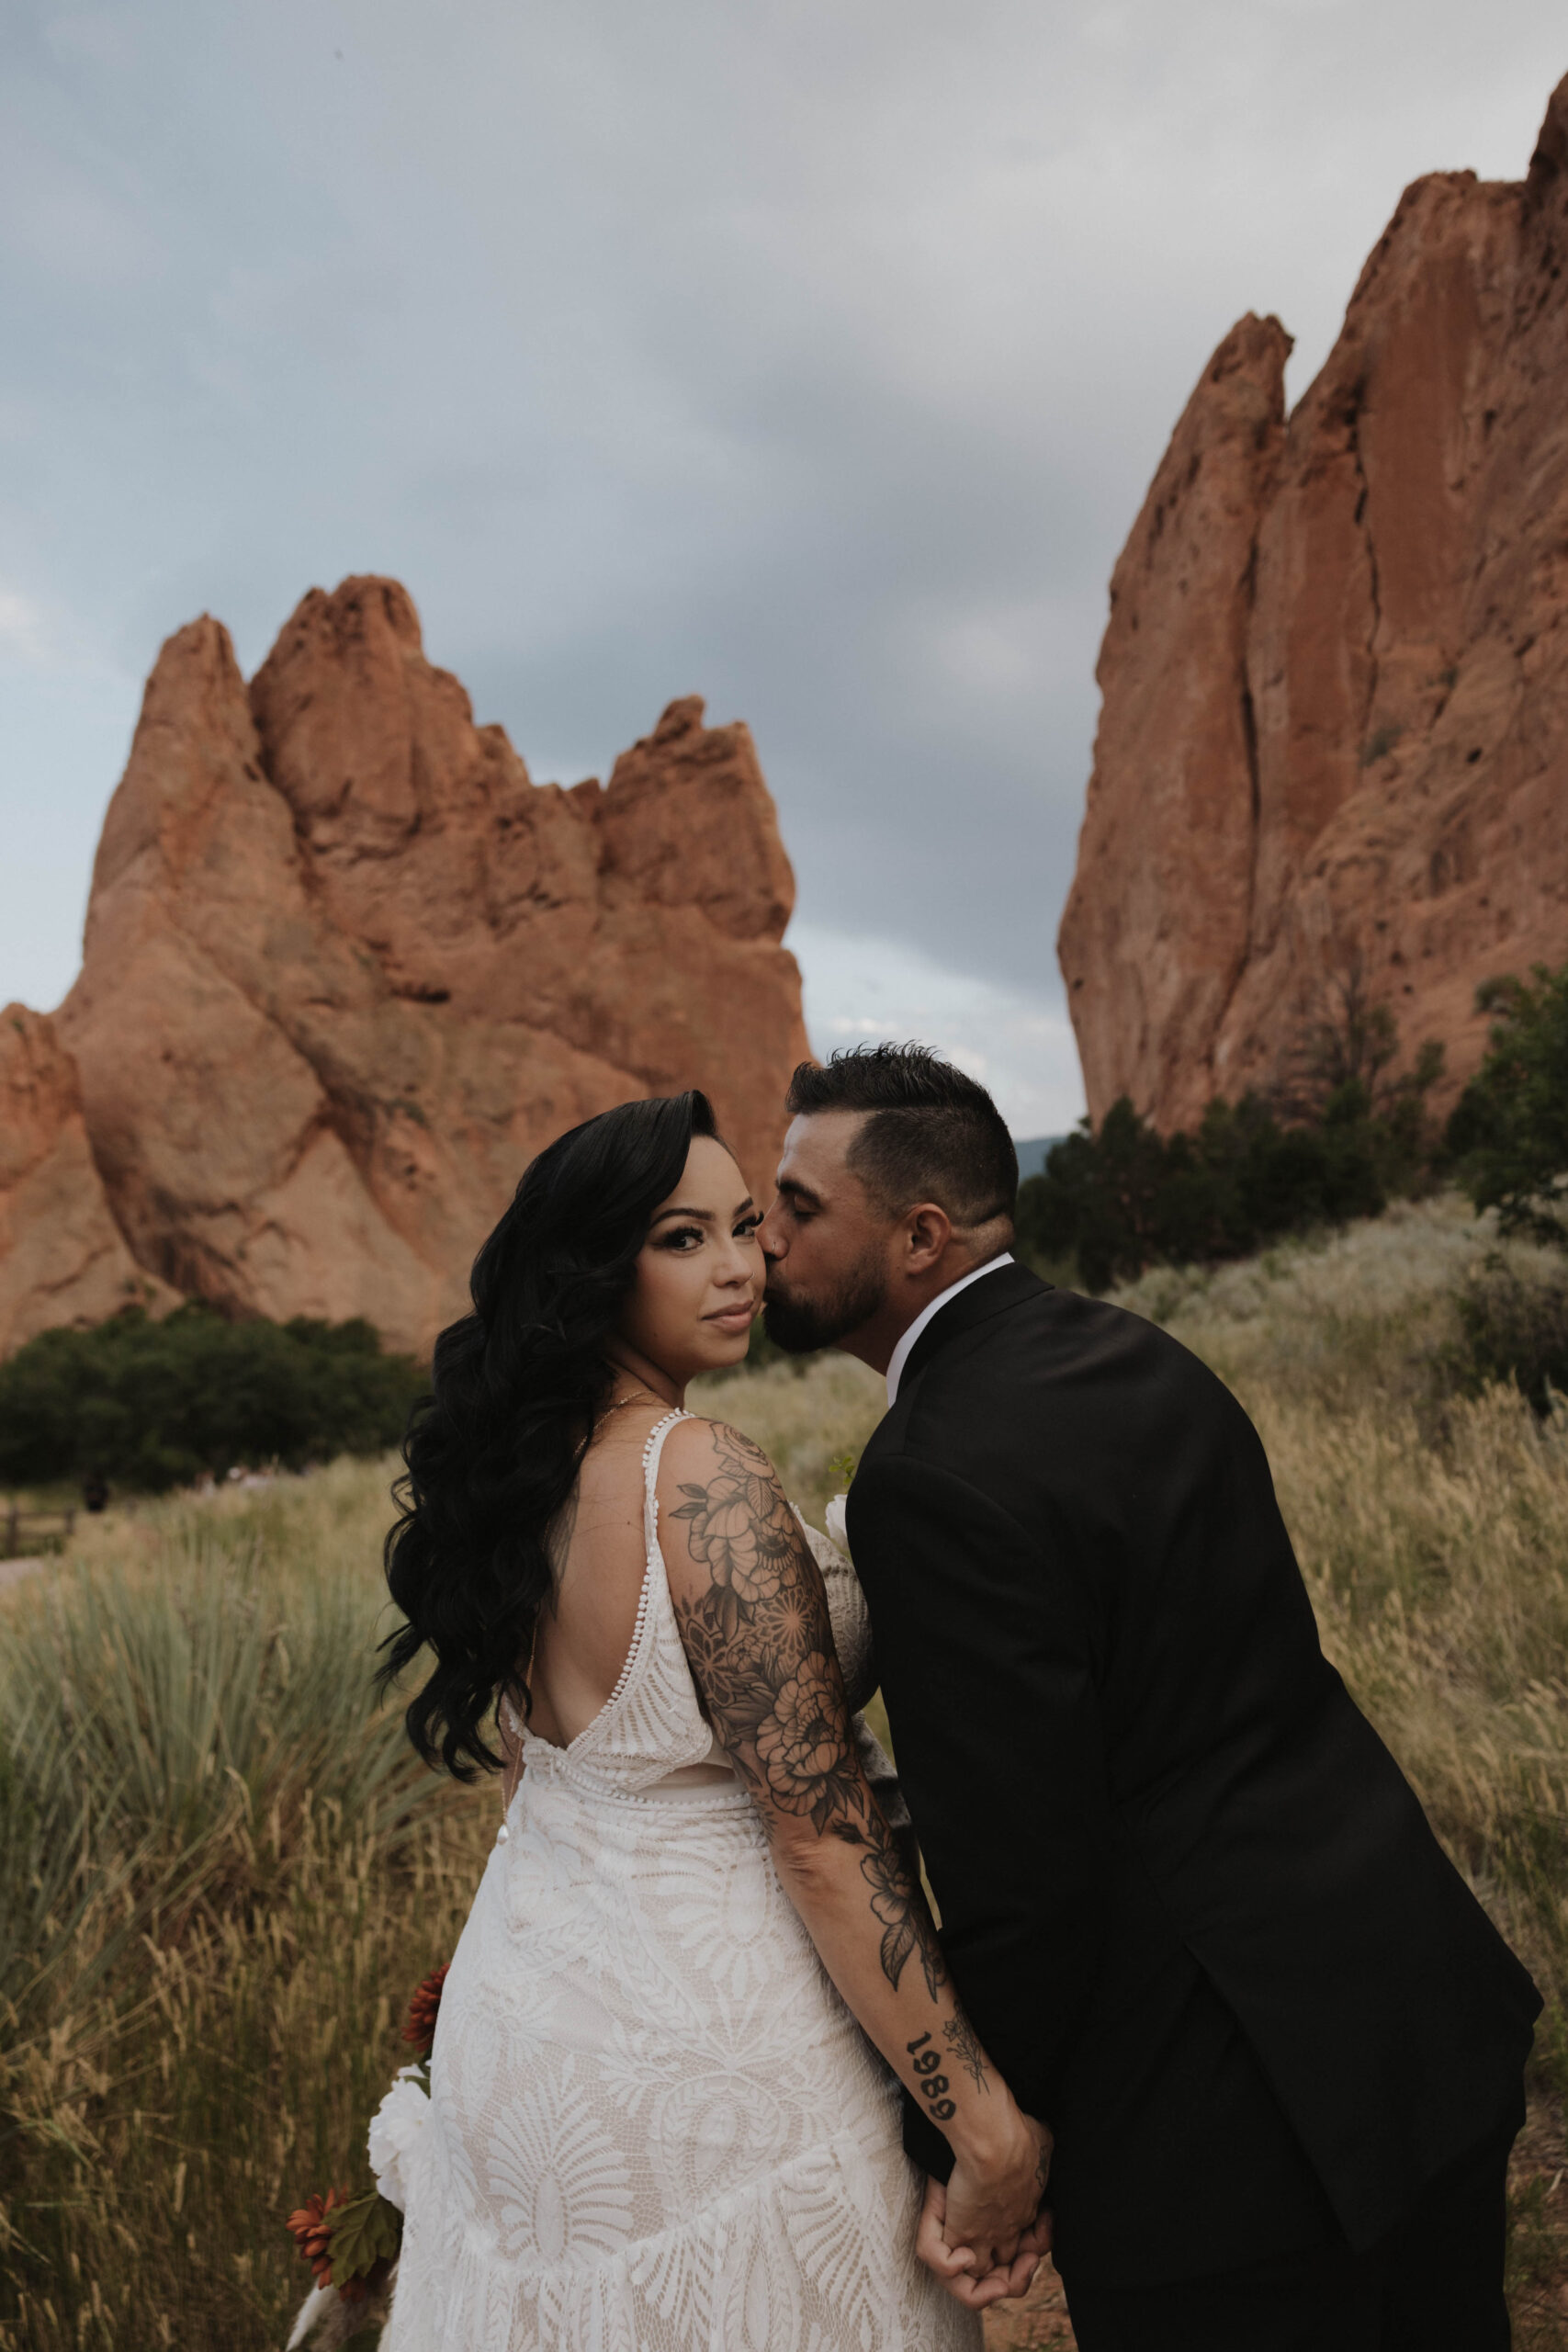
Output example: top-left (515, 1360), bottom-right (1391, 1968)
top-left (524, 1406), bottom-right (671, 1750)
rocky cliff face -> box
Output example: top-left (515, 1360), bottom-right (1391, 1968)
top-left (0, 1006), bottom-right (181, 1351)
top-left (1, 578), bottom-right (807, 1357)
top-left (1060, 74), bottom-right (1568, 1133)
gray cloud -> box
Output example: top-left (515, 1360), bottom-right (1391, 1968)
top-left (3, 0), bottom-right (1564, 1125)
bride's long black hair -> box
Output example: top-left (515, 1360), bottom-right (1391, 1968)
top-left (380, 1089), bottom-right (718, 1779)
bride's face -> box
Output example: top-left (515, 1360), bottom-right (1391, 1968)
top-left (616, 1136), bottom-right (762, 1380)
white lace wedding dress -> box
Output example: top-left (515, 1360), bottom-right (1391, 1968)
top-left (379, 1409), bottom-right (979, 2352)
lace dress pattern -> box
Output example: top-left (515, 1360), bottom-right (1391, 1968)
top-left (381, 1410), bottom-right (979, 2352)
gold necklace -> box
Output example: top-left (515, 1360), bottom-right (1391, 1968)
top-left (603, 1385), bottom-right (662, 1417)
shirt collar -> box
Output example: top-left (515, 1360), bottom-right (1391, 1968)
top-left (885, 1253), bottom-right (1014, 1408)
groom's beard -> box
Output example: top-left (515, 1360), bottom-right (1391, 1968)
top-left (762, 1261), bottom-right (886, 1355)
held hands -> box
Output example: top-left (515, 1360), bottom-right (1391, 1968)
top-left (915, 2113), bottom-right (1054, 2311)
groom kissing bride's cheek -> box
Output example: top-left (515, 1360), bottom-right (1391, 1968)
top-left (365, 1047), bottom-right (1534, 2352)
top-left (757, 1045), bottom-right (1539, 2352)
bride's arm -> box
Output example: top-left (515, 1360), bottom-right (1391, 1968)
top-left (659, 1416), bottom-right (1048, 2284)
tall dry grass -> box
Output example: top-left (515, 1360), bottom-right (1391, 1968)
top-left (0, 1462), bottom-right (492, 2350)
top-left (4, 1213), bottom-right (1568, 2345)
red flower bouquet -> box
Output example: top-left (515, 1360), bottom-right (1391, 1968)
top-left (283, 1957), bottom-right (447, 2347)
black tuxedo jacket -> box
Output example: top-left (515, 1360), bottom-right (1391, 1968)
top-left (846, 1262), bottom-right (1539, 2288)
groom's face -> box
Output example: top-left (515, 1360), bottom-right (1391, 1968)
top-left (758, 1114), bottom-right (896, 1353)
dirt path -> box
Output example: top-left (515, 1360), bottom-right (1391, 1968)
top-left (983, 2257), bottom-right (1075, 2348)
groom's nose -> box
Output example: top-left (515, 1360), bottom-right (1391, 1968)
top-left (757, 1196), bottom-right (787, 1261)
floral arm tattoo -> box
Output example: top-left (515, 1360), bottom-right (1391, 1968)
top-left (669, 1423), bottom-right (949, 2003)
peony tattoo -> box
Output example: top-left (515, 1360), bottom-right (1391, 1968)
top-left (757, 1652), bottom-right (861, 1828)
top-left (670, 1461), bottom-right (795, 1629)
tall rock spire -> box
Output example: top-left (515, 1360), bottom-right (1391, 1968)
top-left (1061, 73), bottom-right (1568, 1133)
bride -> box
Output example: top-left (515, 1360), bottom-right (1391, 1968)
top-left (376, 1091), bottom-right (1046, 2351)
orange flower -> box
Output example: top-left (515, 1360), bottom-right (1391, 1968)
top-left (401, 1961), bottom-right (450, 2054)
top-left (286, 2188), bottom-right (354, 2289)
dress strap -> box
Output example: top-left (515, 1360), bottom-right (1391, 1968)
top-left (590, 1405), bottom-right (692, 1733)
top-left (640, 1407), bottom-right (690, 1546)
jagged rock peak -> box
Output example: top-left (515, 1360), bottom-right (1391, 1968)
top-left (1060, 76), bottom-right (1568, 1133)
top-left (0, 579), bottom-right (808, 1356)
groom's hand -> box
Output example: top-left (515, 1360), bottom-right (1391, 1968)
top-left (943, 2109), bottom-right (1052, 2271)
top-left (916, 2168), bottom-right (1053, 2310)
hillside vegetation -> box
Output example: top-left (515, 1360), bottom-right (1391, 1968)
top-left (3, 1196), bottom-right (1567, 2347)
top-left (0, 1306), bottom-right (423, 1497)
top-left (1019, 951), bottom-right (1568, 1301)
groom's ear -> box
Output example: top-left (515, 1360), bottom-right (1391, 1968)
top-left (903, 1203), bottom-right (953, 1271)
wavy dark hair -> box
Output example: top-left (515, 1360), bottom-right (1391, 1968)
top-left (380, 1090), bottom-right (718, 1779)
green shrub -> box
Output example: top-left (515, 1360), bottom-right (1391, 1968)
top-left (1015, 1080), bottom-right (1438, 1294)
top-left (0, 1305), bottom-right (425, 1493)
top-left (1449, 963), bottom-right (1568, 1248)
top-left (1445, 1257), bottom-right (1568, 1415)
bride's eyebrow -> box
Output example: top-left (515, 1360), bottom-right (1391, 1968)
top-left (652, 1195), bottom-right (757, 1222)
top-left (650, 1194), bottom-right (757, 1230)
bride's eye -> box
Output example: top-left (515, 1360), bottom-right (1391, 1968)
top-left (657, 1225), bottom-right (705, 1251)
top-left (735, 1214), bottom-right (762, 1239)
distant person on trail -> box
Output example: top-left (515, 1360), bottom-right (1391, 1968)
top-left (757, 1042), bottom-right (1540, 2352)
top-left (371, 1089), bottom-right (1044, 2352)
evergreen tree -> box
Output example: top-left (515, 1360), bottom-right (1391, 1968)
top-left (1448, 964), bottom-right (1568, 1248)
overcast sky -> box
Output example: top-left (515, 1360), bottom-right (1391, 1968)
top-left (4, 3), bottom-right (1564, 1134)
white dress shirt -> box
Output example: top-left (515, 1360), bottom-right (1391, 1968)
top-left (884, 1253), bottom-right (1014, 1408)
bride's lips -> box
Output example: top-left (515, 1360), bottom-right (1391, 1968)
top-left (705, 1303), bottom-right (756, 1334)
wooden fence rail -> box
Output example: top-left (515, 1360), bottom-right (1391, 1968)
top-left (1, 1505), bottom-right (77, 1560)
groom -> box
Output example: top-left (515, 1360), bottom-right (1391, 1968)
top-left (757, 1043), bottom-right (1540, 2351)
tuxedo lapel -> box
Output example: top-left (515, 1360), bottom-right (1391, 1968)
top-left (897, 1260), bottom-right (1049, 1393)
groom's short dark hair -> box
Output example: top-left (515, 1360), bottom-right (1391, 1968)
top-left (785, 1043), bottom-right (1018, 1229)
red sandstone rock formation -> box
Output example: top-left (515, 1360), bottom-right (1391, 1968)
top-left (1, 578), bottom-right (807, 1357)
top-left (1060, 74), bottom-right (1568, 1134)
top-left (0, 1006), bottom-right (179, 1355)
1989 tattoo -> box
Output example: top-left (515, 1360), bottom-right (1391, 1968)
top-left (906, 2033), bottom-right (957, 2121)
top-left (671, 1424), bottom-right (949, 2003)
